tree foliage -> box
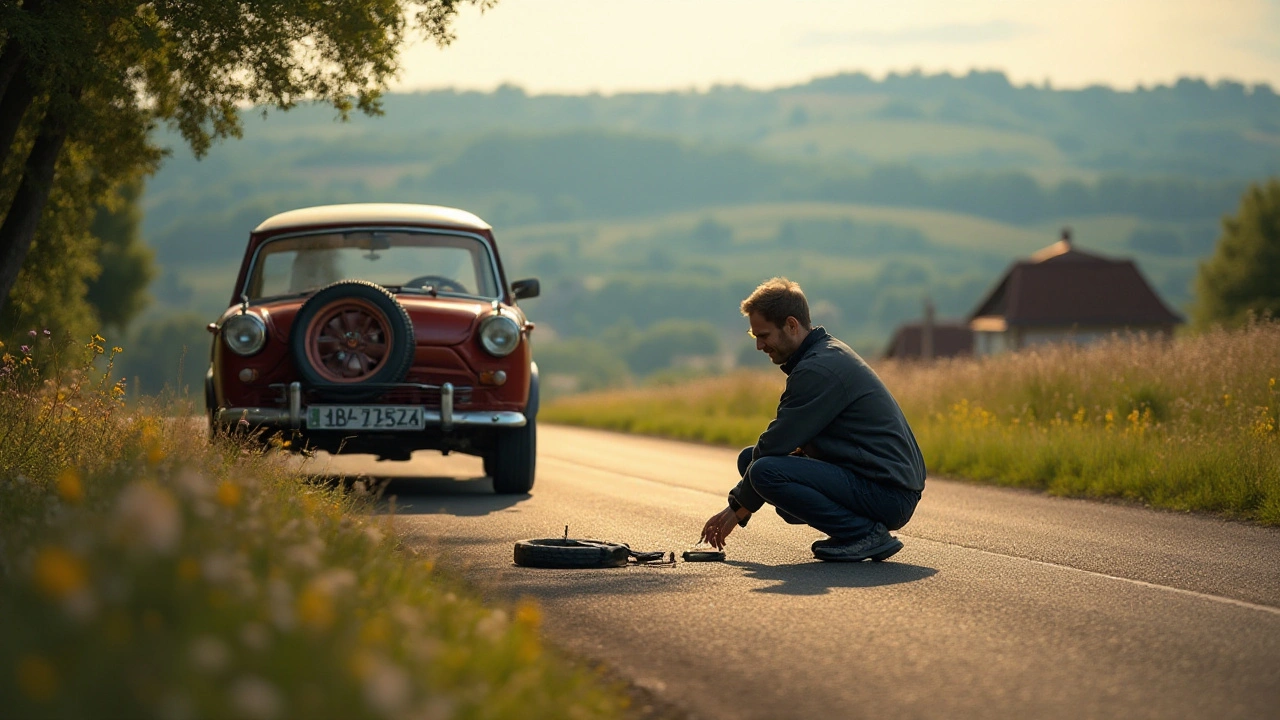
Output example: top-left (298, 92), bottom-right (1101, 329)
top-left (0, 0), bottom-right (491, 338)
top-left (86, 180), bottom-right (153, 332)
top-left (1193, 178), bottom-right (1280, 329)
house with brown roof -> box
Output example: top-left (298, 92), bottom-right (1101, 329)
top-left (967, 228), bottom-right (1183, 355)
top-left (883, 299), bottom-right (973, 360)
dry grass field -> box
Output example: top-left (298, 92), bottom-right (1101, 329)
top-left (544, 321), bottom-right (1280, 525)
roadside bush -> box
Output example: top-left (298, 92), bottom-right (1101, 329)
top-left (0, 333), bottom-right (624, 719)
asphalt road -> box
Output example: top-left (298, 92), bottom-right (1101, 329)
top-left (313, 425), bottom-right (1280, 720)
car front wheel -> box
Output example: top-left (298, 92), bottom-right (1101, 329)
top-left (487, 421), bottom-right (536, 494)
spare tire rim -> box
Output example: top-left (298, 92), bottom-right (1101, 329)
top-left (304, 298), bottom-right (395, 382)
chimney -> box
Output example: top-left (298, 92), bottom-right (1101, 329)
top-left (1060, 226), bottom-right (1073, 247)
top-left (922, 296), bottom-right (935, 362)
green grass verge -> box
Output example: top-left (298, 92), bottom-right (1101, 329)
top-left (0, 335), bottom-right (626, 719)
top-left (544, 323), bottom-right (1280, 525)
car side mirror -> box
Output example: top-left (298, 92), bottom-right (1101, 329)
top-left (511, 278), bottom-right (540, 300)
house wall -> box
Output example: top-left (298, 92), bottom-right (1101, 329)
top-left (975, 325), bottom-right (1174, 356)
top-left (974, 331), bottom-right (1010, 356)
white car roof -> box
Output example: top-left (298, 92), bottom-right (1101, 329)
top-left (253, 203), bottom-right (492, 233)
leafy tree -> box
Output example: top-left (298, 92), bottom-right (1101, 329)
top-left (627, 319), bottom-right (720, 376)
top-left (1192, 178), bottom-right (1280, 328)
top-left (0, 0), bottom-right (492, 332)
top-left (532, 338), bottom-right (631, 393)
top-left (86, 180), bottom-right (154, 332)
top-left (115, 312), bottom-right (211, 396)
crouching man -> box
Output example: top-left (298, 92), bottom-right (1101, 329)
top-left (700, 277), bottom-right (926, 562)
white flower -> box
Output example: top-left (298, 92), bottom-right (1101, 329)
top-left (113, 483), bottom-right (182, 555)
top-left (363, 655), bottom-right (412, 716)
top-left (174, 470), bottom-right (212, 499)
top-left (157, 691), bottom-right (194, 720)
top-left (311, 568), bottom-right (357, 596)
top-left (267, 578), bottom-right (295, 631)
top-left (201, 552), bottom-right (241, 584)
top-left (239, 622), bottom-right (270, 652)
top-left (63, 588), bottom-right (98, 622)
top-left (412, 697), bottom-right (455, 720)
top-left (229, 676), bottom-right (282, 720)
top-left (188, 635), bottom-right (229, 673)
top-left (283, 537), bottom-right (324, 570)
top-left (473, 609), bottom-right (508, 641)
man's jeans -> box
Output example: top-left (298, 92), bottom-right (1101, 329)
top-left (738, 447), bottom-right (920, 541)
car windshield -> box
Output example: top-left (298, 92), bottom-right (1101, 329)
top-left (246, 230), bottom-right (499, 301)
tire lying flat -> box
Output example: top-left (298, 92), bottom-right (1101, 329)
top-left (513, 538), bottom-right (629, 568)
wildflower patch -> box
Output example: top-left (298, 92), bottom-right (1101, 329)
top-left (0, 333), bottom-right (625, 719)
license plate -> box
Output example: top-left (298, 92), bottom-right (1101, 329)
top-left (306, 405), bottom-right (425, 430)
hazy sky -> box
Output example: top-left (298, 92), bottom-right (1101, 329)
top-left (394, 0), bottom-right (1280, 94)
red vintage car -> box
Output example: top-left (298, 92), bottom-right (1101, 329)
top-left (205, 203), bottom-right (541, 493)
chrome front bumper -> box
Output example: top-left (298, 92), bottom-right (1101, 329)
top-left (214, 381), bottom-right (526, 431)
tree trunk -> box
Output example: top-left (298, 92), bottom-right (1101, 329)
top-left (0, 56), bottom-right (36, 173)
top-left (0, 106), bottom-right (69, 315)
top-left (0, 0), bottom-right (45, 170)
top-left (0, 43), bottom-right (19, 99)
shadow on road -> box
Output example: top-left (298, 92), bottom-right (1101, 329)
top-left (306, 472), bottom-right (528, 517)
top-left (727, 560), bottom-right (937, 595)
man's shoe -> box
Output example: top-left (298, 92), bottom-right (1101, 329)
top-left (810, 536), bottom-right (843, 552)
top-left (812, 524), bottom-right (903, 563)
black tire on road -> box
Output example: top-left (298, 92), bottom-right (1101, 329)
top-left (513, 538), bottom-right (629, 568)
top-left (488, 420), bottom-right (536, 494)
top-left (289, 280), bottom-right (415, 402)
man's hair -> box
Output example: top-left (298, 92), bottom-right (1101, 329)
top-left (740, 277), bottom-right (811, 329)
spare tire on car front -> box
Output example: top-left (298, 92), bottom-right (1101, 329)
top-left (290, 280), bottom-right (415, 402)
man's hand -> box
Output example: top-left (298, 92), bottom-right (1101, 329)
top-left (701, 506), bottom-right (742, 550)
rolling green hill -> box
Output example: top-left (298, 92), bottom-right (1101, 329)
top-left (124, 70), bottom-right (1276, 394)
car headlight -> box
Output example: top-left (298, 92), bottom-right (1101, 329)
top-left (479, 314), bottom-right (521, 357)
top-left (223, 313), bottom-right (267, 356)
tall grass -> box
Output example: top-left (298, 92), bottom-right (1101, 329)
top-left (544, 322), bottom-right (1280, 524)
top-left (0, 333), bottom-right (625, 719)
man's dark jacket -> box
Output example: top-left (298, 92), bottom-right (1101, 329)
top-left (730, 327), bottom-right (926, 513)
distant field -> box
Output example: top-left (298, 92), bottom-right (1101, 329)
top-left (543, 323), bottom-right (1280, 525)
top-left (163, 200), bottom-right (1202, 338)
top-left (760, 119), bottom-right (1068, 169)
top-left (503, 202), bottom-right (1145, 257)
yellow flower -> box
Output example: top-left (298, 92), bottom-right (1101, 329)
top-left (104, 612), bottom-right (133, 646)
top-left (92, 334), bottom-right (105, 343)
top-left (296, 583), bottom-right (335, 632)
top-left (33, 547), bottom-right (87, 600)
top-left (56, 468), bottom-right (84, 504)
top-left (360, 616), bottom-right (389, 647)
top-left (16, 655), bottom-right (57, 701)
top-left (146, 444), bottom-right (165, 465)
top-left (514, 599), bottom-right (542, 629)
top-left (1223, 394), bottom-right (1232, 407)
top-left (177, 557), bottom-right (201, 583)
top-left (216, 481), bottom-right (242, 508)
top-left (348, 650), bottom-right (375, 680)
